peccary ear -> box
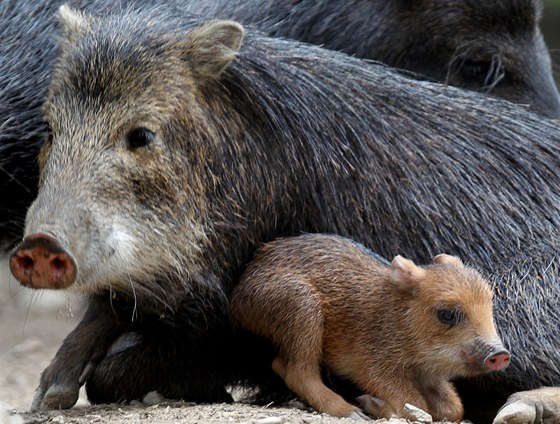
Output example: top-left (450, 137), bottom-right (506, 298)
top-left (433, 254), bottom-right (464, 268)
top-left (390, 255), bottom-right (426, 296)
top-left (57, 4), bottom-right (89, 42)
top-left (183, 20), bottom-right (245, 80)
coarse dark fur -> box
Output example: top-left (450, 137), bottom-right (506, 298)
top-left (187, 0), bottom-right (560, 117)
top-left (0, 0), bottom-right (59, 250)
top-left (14, 5), bottom-right (560, 422)
top-left (1, 0), bottom-right (558, 250)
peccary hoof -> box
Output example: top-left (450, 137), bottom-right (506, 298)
top-left (493, 388), bottom-right (560, 424)
top-left (493, 401), bottom-right (536, 424)
top-left (32, 383), bottom-right (79, 411)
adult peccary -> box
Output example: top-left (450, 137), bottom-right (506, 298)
top-left (231, 234), bottom-right (510, 421)
top-left (8, 4), bottom-right (560, 422)
top-left (186, 0), bottom-right (560, 118)
top-left (1, 0), bottom-right (559, 251)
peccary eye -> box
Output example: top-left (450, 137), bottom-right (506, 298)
top-left (437, 308), bottom-right (464, 326)
top-left (126, 127), bottom-right (156, 149)
top-left (461, 60), bottom-right (490, 79)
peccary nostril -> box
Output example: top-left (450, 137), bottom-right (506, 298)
top-left (484, 350), bottom-right (511, 371)
top-left (20, 255), bottom-right (34, 270)
top-left (9, 232), bottom-right (77, 290)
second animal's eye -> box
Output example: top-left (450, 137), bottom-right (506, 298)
top-left (126, 127), bottom-right (156, 149)
top-left (437, 308), bottom-right (464, 326)
top-left (461, 60), bottom-right (490, 80)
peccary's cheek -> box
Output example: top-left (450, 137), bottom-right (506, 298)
top-left (100, 222), bottom-right (138, 269)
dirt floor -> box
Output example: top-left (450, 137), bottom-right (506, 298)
top-left (0, 258), bottom-right (454, 424)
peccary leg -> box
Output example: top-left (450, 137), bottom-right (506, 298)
top-left (493, 387), bottom-right (560, 424)
top-left (420, 380), bottom-right (463, 422)
top-left (32, 299), bottom-right (125, 410)
top-left (86, 321), bottom-right (233, 404)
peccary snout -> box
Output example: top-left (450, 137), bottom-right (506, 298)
top-left (10, 233), bottom-right (77, 289)
top-left (484, 349), bottom-right (511, 371)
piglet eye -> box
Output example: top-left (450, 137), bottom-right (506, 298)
top-left (437, 309), bottom-right (464, 326)
top-left (126, 127), bottom-right (156, 149)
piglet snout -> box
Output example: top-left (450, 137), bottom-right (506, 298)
top-left (10, 232), bottom-right (77, 289)
top-left (484, 348), bottom-right (511, 371)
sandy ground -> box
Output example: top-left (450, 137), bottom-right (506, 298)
top-left (0, 257), bottom-right (456, 424)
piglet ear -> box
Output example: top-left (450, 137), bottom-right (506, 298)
top-left (433, 254), bottom-right (464, 268)
top-left (390, 255), bottom-right (425, 296)
top-left (183, 20), bottom-right (245, 80)
top-left (58, 4), bottom-right (90, 43)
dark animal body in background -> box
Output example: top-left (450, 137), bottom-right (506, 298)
top-left (187, 0), bottom-right (560, 118)
top-left (231, 234), bottom-right (510, 420)
top-left (1, 0), bottom-right (559, 252)
top-left (6, 4), bottom-right (560, 423)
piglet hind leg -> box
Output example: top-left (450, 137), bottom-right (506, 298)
top-left (273, 355), bottom-right (369, 420)
top-left (493, 388), bottom-right (560, 424)
top-left (269, 297), bottom-right (367, 420)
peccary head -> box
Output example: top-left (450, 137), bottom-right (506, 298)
top-left (379, 0), bottom-right (560, 117)
top-left (247, 0), bottom-right (560, 116)
top-left (10, 6), bottom-right (247, 311)
top-left (390, 254), bottom-right (510, 377)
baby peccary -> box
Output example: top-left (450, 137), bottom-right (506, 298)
top-left (231, 234), bottom-right (510, 421)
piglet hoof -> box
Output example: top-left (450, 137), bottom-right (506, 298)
top-left (31, 382), bottom-right (79, 411)
top-left (355, 394), bottom-right (396, 419)
top-left (493, 388), bottom-right (560, 424)
top-left (346, 408), bottom-right (372, 421)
